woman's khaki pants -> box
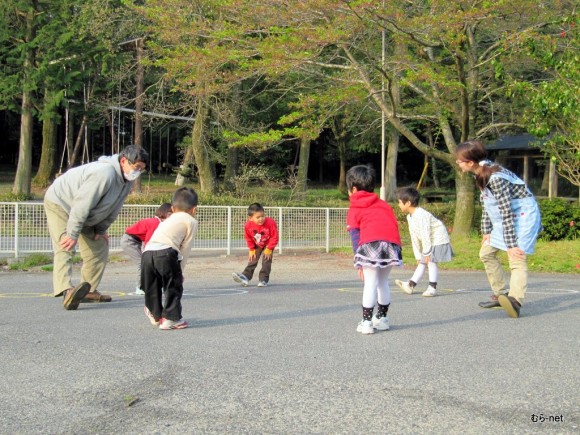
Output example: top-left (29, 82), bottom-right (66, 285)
top-left (479, 243), bottom-right (528, 304)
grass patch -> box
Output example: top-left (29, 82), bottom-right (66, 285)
top-left (336, 235), bottom-right (580, 274)
top-left (8, 253), bottom-right (83, 271)
top-left (440, 236), bottom-right (580, 274)
top-left (9, 253), bottom-right (53, 270)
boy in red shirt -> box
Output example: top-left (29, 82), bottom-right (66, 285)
top-left (232, 203), bottom-right (279, 287)
top-left (120, 203), bottom-right (172, 294)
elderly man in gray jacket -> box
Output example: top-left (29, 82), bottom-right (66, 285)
top-left (44, 145), bottom-right (149, 310)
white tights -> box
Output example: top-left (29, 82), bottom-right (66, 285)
top-left (410, 262), bottom-right (438, 285)
top-left (362, 266), bottom-right (393, 308)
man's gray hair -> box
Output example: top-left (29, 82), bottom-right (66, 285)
top-left (119, 145), bottom-right (149, 166)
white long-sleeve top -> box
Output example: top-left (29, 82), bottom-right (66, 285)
top-left (407, 207), bottom-right (450, 260)
top-left (144, 211), bottom-right (198, 271)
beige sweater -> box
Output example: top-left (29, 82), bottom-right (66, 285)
top-left (144, 211), bottom-right (198, 271)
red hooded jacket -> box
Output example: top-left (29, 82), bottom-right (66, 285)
top-left (346, 190), bottom-right (401, 247)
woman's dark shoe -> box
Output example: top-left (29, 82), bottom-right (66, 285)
top-left (498, 294), bottom-right (521, 318)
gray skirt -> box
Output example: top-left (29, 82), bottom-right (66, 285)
top-left (421, 243), bottom-right (454, 264)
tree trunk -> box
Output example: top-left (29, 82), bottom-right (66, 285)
top-left (430, 157), bottom-right (440, 189)
top-left (33, 89), bottom-right (59, 187)
top-left (12, 7), bottom-right (36, 197)
top-left (541, 164), bottom-right (550, 194)
top-left (68, 115), bottom-right (87, 168)
top-left (175, 136), bottom-right (196, 186)
top-left (426, 129), bottom-right (440, 188)
top-left (104, 109), bottom-right (117, 154)
top-left (317, 140), bottom-right (324, 183)
top-left (191, 99), bottom-right (216, 194)
top-left (385, 125), bottom-right (399, 201)
top-left (337, 137), bottom-right (347, 194)
top-left (384, 39), bottom-right (403, 201)
top-left (296, 137), bottom-right (311, 194)
top-left (223, 145), bottom-right (239, 190)
top-left (452, 170), bottom-right (476, 237)
top-left (13, 90), bottom-right (34, 196)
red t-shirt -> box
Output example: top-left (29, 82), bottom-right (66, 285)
top-left (244, 217), bottom-right (279, 250)
top-left (125, 217), bottom-right (162, 245)
top-left (347, 190), bottom-right (401, 246)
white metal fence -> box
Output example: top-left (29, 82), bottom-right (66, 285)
top-left (0, 202), bottom-right (350, 258)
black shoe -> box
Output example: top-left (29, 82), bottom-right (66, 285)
top-left (478, 297), bottom-right (500, 308)
top-left (498, 295), bottom-right (521, 318)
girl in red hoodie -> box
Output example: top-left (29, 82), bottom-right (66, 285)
top-left (346, 165), bottom-right (403, 334)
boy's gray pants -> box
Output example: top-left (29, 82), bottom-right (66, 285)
top-left (120, 233), bottom-right (144, 290)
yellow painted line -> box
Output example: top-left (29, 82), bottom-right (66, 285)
top-left (0, 291), bottom-right (128, 299)
top-left (338, 288), bottom-right (361, 293)
top-left (0, 293), bottom-right (53, 298)
top-left (338, 287), bottom-right (456, 293)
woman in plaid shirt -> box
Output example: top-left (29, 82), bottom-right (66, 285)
top-left (455, 140), bottom-right (541, 318)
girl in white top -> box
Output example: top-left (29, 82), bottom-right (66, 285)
top-left (395, 187), bottom-right (454, 297)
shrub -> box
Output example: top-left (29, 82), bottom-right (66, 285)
top-left (538, 198), bottom-right (580, 241)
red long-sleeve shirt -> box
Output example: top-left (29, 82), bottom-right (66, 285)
top-left (244, 217), bottom-right (279, 250)
top-left (125, 216), bottom-right (162, 245)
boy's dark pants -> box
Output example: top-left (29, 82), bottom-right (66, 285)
top-left (141, 248), bottom-right (184, 321)
top-left (242, 247), bottom-right (273, 283)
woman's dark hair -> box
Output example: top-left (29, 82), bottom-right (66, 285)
top-left (455, 140), bottom-right (499, 190)
top-left (120, 145), bottom-right (149, 166)
top-left (346, 165), bottom-right (376, 193)
top-left (396, 186), bottom-right (421, 207)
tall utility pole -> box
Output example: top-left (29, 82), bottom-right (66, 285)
top-left (134, 38), bottom-right (144, 149)
top-left (379, 0), bottom-right (386, 201)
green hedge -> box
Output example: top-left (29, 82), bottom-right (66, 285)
top-left (538, 198), bottom-right (580, 241)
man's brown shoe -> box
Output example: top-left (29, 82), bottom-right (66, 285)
top-left (478, 296), bottom-right (500, 308)
top-left (81, 290), bottom-right (112, 303)
top-left (498, 294), bottom-right (521, 318)
top-left (63, 282), bottom-right (91, 310)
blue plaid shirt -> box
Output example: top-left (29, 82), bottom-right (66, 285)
top-left (481, 168), bottom-right (532, 249)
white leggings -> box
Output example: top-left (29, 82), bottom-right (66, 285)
top-left (410, 262), bottom-right (438, 285)
top-left (362, 266), bottom-right (393, 308)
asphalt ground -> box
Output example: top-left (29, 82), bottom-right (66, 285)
top-left (0, 251), bottom-right (578, 434)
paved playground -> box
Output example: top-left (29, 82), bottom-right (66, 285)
top-left (0, 252), bottom-right (578, 434)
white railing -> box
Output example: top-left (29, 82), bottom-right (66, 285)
top-left (0, 202), bottom-right (350, 258)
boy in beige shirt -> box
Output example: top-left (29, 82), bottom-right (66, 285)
top-left (142, 187), bottom-right (199, 330)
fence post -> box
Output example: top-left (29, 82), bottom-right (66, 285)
top-left (14, 203), bottom-right (19, 259)
top-left (325, 208), bottom-right (330, 253)
top-left (227, 206), bottom-right (232, 256)
top-left (278, 207), bottom-right (283, 255)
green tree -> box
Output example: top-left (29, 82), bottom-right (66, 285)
top-left (0, 0), bottom-right (40, 196)
top-left (137, 0), bottom-right (568, 233)
top-left (518, 14), bottom-right (579, 190)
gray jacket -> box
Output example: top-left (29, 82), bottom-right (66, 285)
top-left (44, 155), bottom-right (133, 239)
